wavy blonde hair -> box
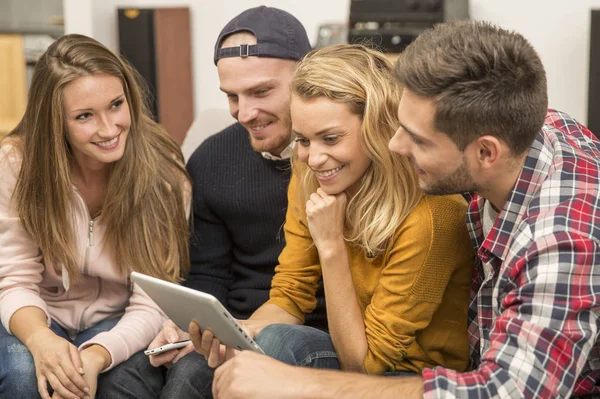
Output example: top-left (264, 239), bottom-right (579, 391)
top-left (292, 44), bottom-right (422, 256)
top-left (7, 34), bottom-right (190, 282)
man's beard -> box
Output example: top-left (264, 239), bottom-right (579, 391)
top-left (247, 115), bottom-right (292, 155)
top-left (420, 156), bottom-right (478, 195)
top-left (248, 131), bottom-right (291, 154)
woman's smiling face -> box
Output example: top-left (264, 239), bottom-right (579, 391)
top-left (292, 94), bottom-right (371, 195)
top-left (63, 73), bottom-right (130, 170)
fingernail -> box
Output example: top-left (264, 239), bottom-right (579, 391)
top-left (79, 367), bottom-right (85, 374)
top-left (84, 387), bottom-right (90, 393)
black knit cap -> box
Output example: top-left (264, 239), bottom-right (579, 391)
top-left (214, 6), bottom-right (311, 65)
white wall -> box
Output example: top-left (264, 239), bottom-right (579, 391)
top-left (64, 0), bottom-right (600, 159)
top-left (64, 0), bottom-right (349, 159)
top-left (470, 0), bottom-right (600, 132)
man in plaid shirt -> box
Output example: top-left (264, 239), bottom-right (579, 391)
top-left (412, 108), bottom-right (600, 398)
top-left (209, 21), bottom-right (600, 399)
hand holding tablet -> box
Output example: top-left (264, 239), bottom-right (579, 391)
top-left (131, 272), bottom-right (264, 359)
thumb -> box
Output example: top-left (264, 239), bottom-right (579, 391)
top-left (169, 329), bottom-right (180, 343)
top-left (164, 324), bottom-right (179, 343)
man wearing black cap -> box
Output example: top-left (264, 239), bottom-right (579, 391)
top-left (135, 6), bottom-right (327, 398)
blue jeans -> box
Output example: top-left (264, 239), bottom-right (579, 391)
top-left (0, 316), bottom-right (161, 398)
top-left (162, 351), bottom-right (214, 398)
top-left (96, 350), bottom-right (164, 398)
top-left (104, 324), bottom-right (339, 399)
top-left (98, 349), bottom-right (212, 399)
top-left (139, 324), bottom-right (339, 399)
top-left (254, 324), bottom-right (339, 369)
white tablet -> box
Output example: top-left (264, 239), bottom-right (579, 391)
top-left (130, 272), bottom-right (264, 354)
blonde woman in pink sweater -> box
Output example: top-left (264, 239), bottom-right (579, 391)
top-left (0, 34), bottom-right (190, 399)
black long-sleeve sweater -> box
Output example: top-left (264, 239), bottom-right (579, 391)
top-left (184, 123), bottom-right (327, 329)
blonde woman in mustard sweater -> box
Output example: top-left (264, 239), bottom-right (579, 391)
top-left (192, 44), bottom-right (474, 379)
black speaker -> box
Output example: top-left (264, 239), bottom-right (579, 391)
top-left (348, 29), bottom-right (421, 53)
top-left (348, 0), bottom-right (469, 54)
top-left (118, 9), bottom-right (158, 119)
top-left (118, 8), bottom-right (194, 145)
top-left (588, 10), bottom-right (600, 138)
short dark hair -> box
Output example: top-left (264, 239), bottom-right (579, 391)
top-left (395, 20), bottom-right (548, 155)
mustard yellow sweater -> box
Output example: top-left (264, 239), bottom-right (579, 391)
top-left (267, 177), bottom-right (474, 374)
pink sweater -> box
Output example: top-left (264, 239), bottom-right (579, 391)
top-left (0, 144), bottom-right (167, 371)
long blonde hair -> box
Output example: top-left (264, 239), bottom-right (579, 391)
top-left (7, 34), bottom-right (190, 282)
top-left (292, 44), bottom-right (422, 256)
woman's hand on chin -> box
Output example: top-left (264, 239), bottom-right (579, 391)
top-left (305, 187), bottom-right (347, 255)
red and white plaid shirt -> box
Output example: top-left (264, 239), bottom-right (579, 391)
top-left (423, 110), bottom-right (600, 398)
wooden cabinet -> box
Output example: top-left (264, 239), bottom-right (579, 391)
top-left (0, 34), bottom-right (27, 137)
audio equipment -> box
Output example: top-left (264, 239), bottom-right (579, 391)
top-left (348, 0), bottom-right (469, 53)
top-left (118, 8), bottom-right (194, 145)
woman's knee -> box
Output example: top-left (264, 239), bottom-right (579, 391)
top-left (97, 350), bottom-right (164, 398)
top-left (163, 351), bottom-right (214, 398)
top-left (255, 324), bottom-right (338, 368)
top-left (167, 350), bottom-right (212, 381)
top-left (0, 343), bottom-right (38, 397)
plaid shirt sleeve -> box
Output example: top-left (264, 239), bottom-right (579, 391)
top-left (422, 232), bottom-right (600, 398)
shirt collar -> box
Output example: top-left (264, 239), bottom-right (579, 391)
top-left (467, 128), bottom-right (553, 261)
top-left (261, 141), bottom-right (295, 161)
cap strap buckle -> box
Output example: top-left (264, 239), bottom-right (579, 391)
top-left (240, 44), bottom-right (249, 58)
